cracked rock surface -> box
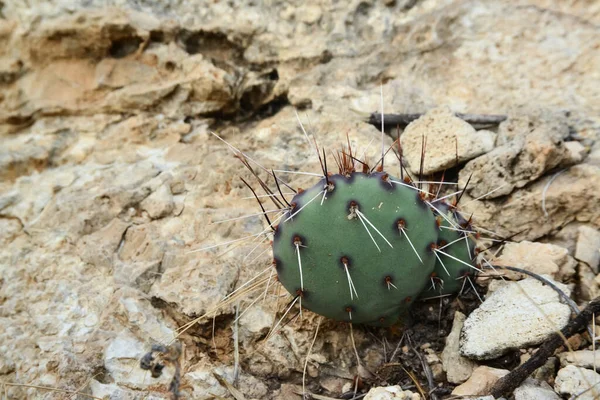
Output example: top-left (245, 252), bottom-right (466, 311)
top-left (1, 1), bottom-right (599, 399)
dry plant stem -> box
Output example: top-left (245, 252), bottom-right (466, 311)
top-left (490, 296), bottom-right (600, 398)
top-left (406, 333), bottom-right (438, 400)
top-left (368, 112), bottom-right (507, 129)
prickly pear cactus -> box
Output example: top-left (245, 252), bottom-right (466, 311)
top-left (421, 201), bottom-right (477, 297)
top-left (272, 172), bottom-right (440, 326)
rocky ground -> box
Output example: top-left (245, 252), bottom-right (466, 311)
top-left (1, 0), bottom-right (599, 399)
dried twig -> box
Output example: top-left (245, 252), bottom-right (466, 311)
top-left (368, 112), bottom-right (507, 130)
top-left (406, 333), bottom-right (438, 400)
top-left (490, 296), bottom-right (600, 398)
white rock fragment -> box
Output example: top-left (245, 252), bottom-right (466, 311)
top-left (514, 378), bottom-right (560, 400)
top-left (401, 107), bottom-right (495, 175)
top-left (555, 365), bottom-right (600, 400)
top-left (492, 241), bottom-right (576, 281)
top-left (451, 366), bottom-right (508, 396)
top-left (460, 277), bottom-right (572, 360)
top-left (441, 311), bottom-right (477, 384)
top-left (575, 225), bottom-right (600, 272)
top-left (364, 385), bottom-right (421, 400)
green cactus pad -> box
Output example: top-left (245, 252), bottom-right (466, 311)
top-left (420, 201), bottom-right (477, 297)
top-left (272, 172), bottom-right (438, 326)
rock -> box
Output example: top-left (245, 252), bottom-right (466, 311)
top-left (579, 262), bottom-right (600, 302)
top-left (575, 225), bottom-right (600, 272)
top-left (76, 218), bottom-right (130, 269)
top-left (546, 222), bottom-right (585, 255)
top-left (451, 366), bottom-right (509, 396)
top-left (364, 385), bottom-right (421, 400)
top-left (460, 277), bottom-right (572, 360)
top-left (532, 356), bottom-right (557, 382)
top-left (140, 184), bottom-right (174, 219)
top-left (401, 107), bottom-right (496, 175)
top-left (148, 251), bottom-right (239, 317)
top-left (560, 350), bottom-right (600, 369)
top-left (562, 141), bottom-right (588, 166)
top-left (186, 365), bottom-right (269, 400)
top-left (116, 222), bottom-right (165, 291)
top-left (441, 311), bottom-right (477, 384)
top-left (514, 378), bottom-right (560, 400)
top-left (459, 113), bottom-right (571, 199)
top-left (491, 241), bottom-right (576, 281)
top-left (460, 164), bottom-right (600, 242)
top-left (555, 365), bottom-right (600, 400)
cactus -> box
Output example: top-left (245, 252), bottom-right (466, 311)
top-left (272, 167), bottom-right (475, 326)
top-left (420, 201), bottom-right (478, 298)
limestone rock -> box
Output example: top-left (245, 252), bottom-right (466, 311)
top-left (579, 262), bottom-right (600, 302)
top-left (459, 113), bottom-right (572, 199)
top-left (460, 164), bottom-right (600, 242)
top-left (451, 366), bottom-right (508, 396)
top-left (555, 365), bottom-right (600, 400)
top-left (514, 378), bottom-right (560, 400)
top-left (460, 278), bottom-right (572, 360)
top-left (492, 241), bottom-right (576, 281)
top-left (140, 184), bottom-right (175, 219)
top-left (575, 225), bottom-right (600, 272)
top-left (401, 107), bottom-right (495, 175)
top-left (441, 311), bottom-right (477, 384)
top-left (364, 386), bottom-right (421, 400)
top-left (559, 350), bottom-right (600, 370)
top-left (77, 218), bottom-right (130, 269)
top-left (562, 141), bottom-right (588, 166)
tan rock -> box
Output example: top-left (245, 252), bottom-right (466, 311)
top-left (459, 113), bottom-right (571, 199)
top-left (561, 141), bottom-right (588, 166)
top-left (579, 262), bottom-right (600, 301)
top-left (441, 311), bottom-right (477, 384)
top-left (452, 366), bottom-right (509, 396)
top-left (140, 184), bottom-right (174, 219)
top-left (575, 225), bottom-right (600, 272)
top-left (460, 164), bottom-right (600, 242)
top-left (77, 218), bottom-right (130, 269)
top-left (492, 241), bottom-right (576, 281)
top-left (560, 350), bottom-right (600, 369)
top-left (401, 107), bottom-right (496, 175)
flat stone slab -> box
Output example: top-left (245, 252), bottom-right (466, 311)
top-left (460, 277), bottom-right (572, 360)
